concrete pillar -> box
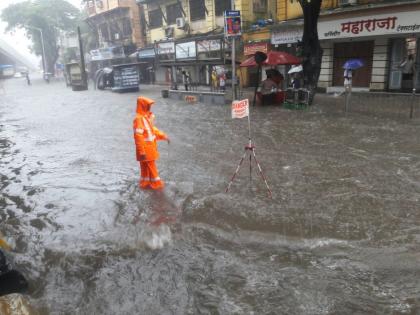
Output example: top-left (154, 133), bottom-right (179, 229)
top-left (370, 37), bottom-right (389, 91)
top-left (319, 41), bottom-right (333, 91)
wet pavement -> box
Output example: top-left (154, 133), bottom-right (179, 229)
top-left (1, 76), bottom-right (420, 314)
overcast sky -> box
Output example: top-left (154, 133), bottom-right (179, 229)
top-left (0, 0), bottom-right (83, 67)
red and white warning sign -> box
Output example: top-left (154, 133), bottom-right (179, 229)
top-left (231, 99), bottom-right (249, 119)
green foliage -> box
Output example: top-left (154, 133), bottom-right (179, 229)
top-left (1, 0), bottom-right (82, 72)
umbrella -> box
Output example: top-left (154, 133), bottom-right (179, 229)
top-left (240, 51), bottom-right (301, 67)
top-left (343, 58), bottom-right (365, 70)
top-left (288, 65), bottom-right (303, 74)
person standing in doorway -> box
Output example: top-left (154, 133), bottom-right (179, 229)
top-left (400, 54), bottom-right (415, 81)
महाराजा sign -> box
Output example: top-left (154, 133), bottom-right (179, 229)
top-left (318, 11), bottom-right (420, 39)
top-left (231, 99), bottom-right (249, 119)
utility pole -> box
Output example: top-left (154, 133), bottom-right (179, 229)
top-left (231, 0), bottom-right (236, 101)
top-left (77, 26), bottom-right (88, 90)
top-left (24, 25), bottom-right (47, 77)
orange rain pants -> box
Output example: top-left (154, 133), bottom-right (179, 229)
top-left (139, 161), bottom-right (164, 190)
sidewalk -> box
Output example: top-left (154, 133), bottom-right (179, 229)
top-left (129, 83), bottom-right (420, 120)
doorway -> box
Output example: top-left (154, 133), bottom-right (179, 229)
top-left (389, 37), bottom-right (419, 91)
top-left (333, 41), bottom-right (374, 87)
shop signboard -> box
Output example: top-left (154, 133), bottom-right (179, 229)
top-left (319, 11), bottom-right (420, 40)
top-left (197, 40), bottom-right (221, 52)
top-left (271, 27), bottom-right (303, 45)
top-left (244, 42), bottom-right (269, 56)
top-left (90, 46), bottom-right (124, 61)
top-left (176, 41), bottom-right (196, 59)
top-left (138, 48), bottom-right (155, 59)
top-left (112, 64), bottom-right (140, 92)
top-left (157, 41), bottom-right (175, 61)
top-left (157, 42), bottom-right (175, 55)
top-left (224, 10), bottom-right (241, 37)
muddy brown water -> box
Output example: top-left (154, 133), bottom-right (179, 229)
top-left (1, 77), bottom-right (420, 314)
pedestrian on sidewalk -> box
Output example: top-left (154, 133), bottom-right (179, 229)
top-left (133, 96), bottom-right (170, 190)
top-left (25, 72), bottom-right (31, 86)
top-left (219, 72), bottom-right (226, 92)
top-left (182, 70), bottom-right (190, 91)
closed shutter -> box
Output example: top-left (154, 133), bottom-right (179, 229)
top-left (388, 38), bottom-right (405, 90)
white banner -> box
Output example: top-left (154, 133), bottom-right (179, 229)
top-left (271, 27), bottom-right (303, 45)
top-left (157, 42), bottom-right (175, 55)
top-left (176, 41), bottom-right (196, 59)
top-left (232, 99), bottom-right (249, 119)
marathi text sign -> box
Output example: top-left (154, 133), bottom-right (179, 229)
top-left (318, 11), bottom-right (420, 40)
top-left (232, 99), bottom-right (249, 119)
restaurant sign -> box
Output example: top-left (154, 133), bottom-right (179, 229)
top-left (244, 42), bottom-right (269, 55)
top-left (319, 11), bottom-right (420, 40)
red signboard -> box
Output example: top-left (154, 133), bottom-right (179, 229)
top-left (244, 42), bottom-right (269, 56)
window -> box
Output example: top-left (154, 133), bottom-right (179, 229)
top-left (189, 0), bottom-right (206, 21)
top-left (253, 0), bottom-right (267, 13)
top-left (99, 23), bottom-right (109, 41)
top-left (122, 18), bottom-right (132, 37)
top-left (215, 0), bottom-right (231, 16)
top-left (149, 9), bottom-right (163, 28)
top-left (166, 3), bottom-right (182, 25)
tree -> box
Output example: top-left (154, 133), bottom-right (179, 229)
top-left (294, 0), bottom-right (323, 105)
top-left (1, 0), bottom-right (81, 74)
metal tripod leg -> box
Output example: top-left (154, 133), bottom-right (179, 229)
top-left (225, 150), bottom-right (248, 193)
top-left (252, 149), bottom-right (273, 199)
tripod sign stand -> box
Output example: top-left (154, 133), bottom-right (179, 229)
top-left (225, 99), bottom-right (272, 198)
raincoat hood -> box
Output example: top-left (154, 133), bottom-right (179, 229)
top-left (136, 96), bottom-right (155, 114)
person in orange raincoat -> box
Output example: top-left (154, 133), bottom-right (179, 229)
top-left (133, 96), bottom-right (169, 190)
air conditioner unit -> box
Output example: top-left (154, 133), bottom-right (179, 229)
top-left (165, 27), bottom-right (174, 38)
top-left (339, 0), bottom-right (357, 6)
top-left (176, 17), bottom-right (186, 29)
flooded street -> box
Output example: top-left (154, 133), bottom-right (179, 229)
top-left (1, 77), bottom-right (420, 314)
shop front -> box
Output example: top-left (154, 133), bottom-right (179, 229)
top-left (137, 47), bottom-right (157, 84)
top-left (155, 35), bottom-right (232, 88)
top-left (318, 5), bottom-right (420, 92)
top-left (271, 24), bottom-right (303, 89)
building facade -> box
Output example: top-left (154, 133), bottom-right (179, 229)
top-left (85, 0), bottom-right (145, 49)
top-left (270, 0), bottom-right (420, 92)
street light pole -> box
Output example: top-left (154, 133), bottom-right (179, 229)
top-left (231, 0), bottom-right (236, 101)
top-left (24, 25), bottom-right (47, 76)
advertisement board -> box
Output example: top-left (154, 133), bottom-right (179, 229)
top-left (224, 10), bottom-right (241, 37)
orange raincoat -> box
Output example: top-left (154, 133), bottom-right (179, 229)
top-left (133, 97), bottom-right (168, 189)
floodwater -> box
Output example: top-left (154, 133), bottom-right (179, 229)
top-left (1, 77), bottom-right (420, 314)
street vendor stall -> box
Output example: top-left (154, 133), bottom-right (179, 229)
top-left (240, 51), bottom-right (301, 106)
